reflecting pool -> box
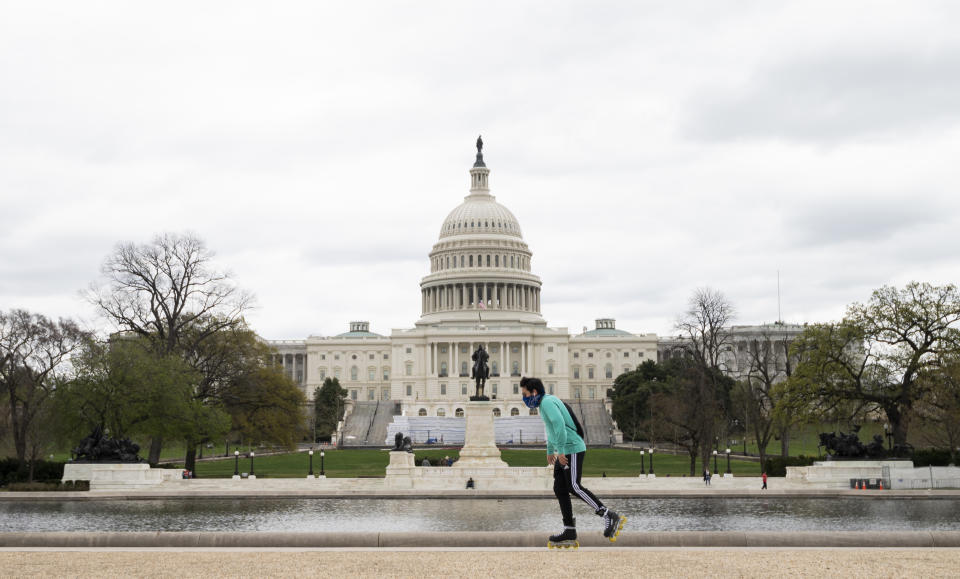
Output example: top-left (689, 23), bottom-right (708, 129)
top-left (3, 498), bottom-right (959, 533)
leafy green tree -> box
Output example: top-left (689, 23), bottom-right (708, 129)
top-left (224, 365), bottom-right (306, 450)
top-left (54, 337), bottom-right (206, 463)
top-left (314, 378), bottom-right (347, 442)
top-left (610, 360), bottom-right (667, 442)
top-left (786, 283), bottom-right (960, 447)
top-left (917, 356), bottom-right (960, 463)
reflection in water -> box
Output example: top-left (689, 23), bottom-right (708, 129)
top-left (2, 498), bottom-right (959, 533)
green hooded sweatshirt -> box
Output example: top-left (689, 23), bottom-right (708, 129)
top-left (539, 394), bottom-right (587, 456)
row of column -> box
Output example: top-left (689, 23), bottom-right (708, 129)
top-left (421, 282), bottom-right (540, 314)
top-left (427, 341), bottom-right (530, 378)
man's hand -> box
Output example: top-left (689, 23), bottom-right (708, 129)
top-left (547, 454), bottom-right (556, 466)
top-left (556, 454), bottom-right (568, 467)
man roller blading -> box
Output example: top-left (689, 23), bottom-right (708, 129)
top-left (521, 377), bottom-right (626, 549)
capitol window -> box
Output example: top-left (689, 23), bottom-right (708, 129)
top-left (469, 255), bottom-right (473, 267)
top-left (351, 366), bottom-right (358, 381)
top-left (605, 364), bottom-right (613, 379)
top-left (369, 353), bottom-right (375, 360)
top-left (335, 354), bottom-right (340, 360)
top-left (624, 352), bottom-right (629, 358)
top-left (510, 255), bottom-right (514, 267)
top-left (486, 255), bottom-right (490, 266)
top-left (529, 408), bottom-right (538, 416)
top-left (384, 354), bottom-right (389, 359)
top-left (383, 367), bottom-right (390, 380)
top-left (405, 363), bottom-right (413, 376)
top-left (418, 408), bottom-right (427, 416)
top-left (588, 367), bottom-right (594, 379)
top-left (492, 384), bottom-right (497, 395)
top-left (440, 361), bottom-right (447, 376)
top-left (513, 383), bottom-right (519, 394)
top-left (437, 408), bottom-right (446, 417)
top-left (573, 367), bottom-right (580, 379)
top-left (368, 368), bottom-right (376, 381)
top-left (495, 255), bottom-right (499, 267)
top-left (321, 354), bottom-right (326, 360)
top-left (493, 408), bottom-right (501, 417)
top-left (440, 383), bottom-right (447, 395)
top-left (319, 368), bottom-right (327, 379)
top-left (456, 407), bottom-right (464, 417)
top-left (460, 255), bottom-right (464, 267)
top-left (406, 384), bottom-right (413, 396)
top-left (573, 352), bottom-right (579, 359)
top-left (548, 346), bottom-right (554, 352)
top-left (334, 368), bottom-right (341, 379)
top-left (406, 347), bottom-right (412, 354)
top-left (352, 354), bottom-right (357, 360)
top-left (548, 383), bottom-right (555, 394)
top-left (511, 408), bottom-right (519, 416)
top-left (461, 384), bottom-right (468, 395)
top-left (547, 361), bottom-right (554, 374)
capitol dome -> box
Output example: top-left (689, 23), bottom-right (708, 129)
top-left (417, 138), bottom-right (544, 327)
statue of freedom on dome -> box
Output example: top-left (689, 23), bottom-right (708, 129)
top-left (470, 344), bottom-right (490, 401)
top-left (476, 135), bottom-right (483, 153)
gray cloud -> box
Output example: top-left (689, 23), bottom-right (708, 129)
top-left (687, 50), bottom-right (960, 142)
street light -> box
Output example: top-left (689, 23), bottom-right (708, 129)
top-left (648, 448), bottom-right (654, 475)
top-left (712, 449), bottom-right (718, 474)
top-left (249, 451), bottom-right (255, 477)
top-left (234, 450), bottom-right (240, 477)
top-left (884, 423), bottom-right (893, 451)
top-left (320, 450), bottom-right (325, 477)
top-left (725, 448), bottom-right (731, 475)
top-left (640, 450), bottom-right (646, 475)
top-left (308, 450), bottom-right (314, 477)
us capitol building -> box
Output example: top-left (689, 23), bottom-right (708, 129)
top-left (268, 140), bottom-right (658, 444)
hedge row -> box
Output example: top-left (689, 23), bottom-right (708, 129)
top-left (0, 458), bottom-right (66, 485)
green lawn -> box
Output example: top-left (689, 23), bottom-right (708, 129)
top-left (186, 448), bottom-right (762, 478)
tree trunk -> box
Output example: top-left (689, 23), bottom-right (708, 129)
top-left (689, 451), bottom-right (697, 476)
top-left (148, 437), bottom-right (163, 466)
top-left (185, 440), bottom-right (198, 475)
top-left (780, 429), bottom-right (790, 458)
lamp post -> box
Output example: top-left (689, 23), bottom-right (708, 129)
top-left (249, 451), bottom-right (255, 478)
top-left (233, 450), bottom-right (240, 478)
top-left (884, 423), bottom-right (893, 451)
top-left (648, 448), bottom-right (654, 475)
top-left (712, 449), bottom-right (718, 474)
top-left (725, 448), bottom-right (731, 475)
top-left (640, 450), bottom-right (646, 475)
top-left (308, 450), bottom-right (314, 478)
top-left (320, 450), bottom-right (325, 477)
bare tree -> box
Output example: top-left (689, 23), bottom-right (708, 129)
top-left (0, 309), bottom-right (88, 462)
top-left (87, 233), bottom-right (253, 463)
top-left (675, 288), bottom-right (735, 472)
top-left (733, 325), bottom-right (798, 465)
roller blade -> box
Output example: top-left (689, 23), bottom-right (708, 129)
top-left (604, 512), bottom-right (627, 543)
top-left (547, 540), bottom-right (579, 550)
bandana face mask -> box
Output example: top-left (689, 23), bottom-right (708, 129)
top-left (522, 393), bottom-right (542, 408)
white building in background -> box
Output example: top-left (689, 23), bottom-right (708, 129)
top-left (269, 141), bottom-right (658, 421)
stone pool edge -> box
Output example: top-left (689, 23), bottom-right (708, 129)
top-left (2, 531), bottom-right (960, 548)
top-left (3, 489), bottom-right (960, 501)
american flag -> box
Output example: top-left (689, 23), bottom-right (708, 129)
top-left (478, 301), bottom-right (486, 309)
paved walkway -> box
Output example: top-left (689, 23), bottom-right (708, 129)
top-left (3, 549), bottom-right (959, 578)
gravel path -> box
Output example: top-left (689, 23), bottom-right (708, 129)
top-left (3, 549), bottom-right (960, 578)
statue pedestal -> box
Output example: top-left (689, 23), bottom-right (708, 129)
top-left (62, 463), bottom-right (181, 490)
top-left (455, 401), bottom-right (507, 468)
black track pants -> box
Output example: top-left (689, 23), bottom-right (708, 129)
top-left (553, 451), bottom-right (605, 526)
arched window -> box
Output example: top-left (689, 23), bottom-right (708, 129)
top-left (605, 364), bottom-right (613, 379)
top-left (510, 255), bottom-right (514, 268)
top-left (460, 255), bottom-right (464, 267)
top-left (437, 408), bottom-right (446, 417)
top-left (350, 366), bottom-right (358, 381)
top-left (486, 255), bottom-right (490, 266)
top-left (455, 408), bottom-right (464, 417)
top-left (477, 254), bottom-right (482, 267)
top-left (529, 408), bottom-right (538, 416)
top-left (495, 255), bottom-right (499, 267)
top-left (446, 256), bottom-right (449, 269)
top-left (469, 255), bottom-right (473, 267)
top-left (510, 407), bottom-right (520, 416)
top-left (492, 408), bottom-right (501, 417)
top-left (418, 408), bottom-right (427, 416)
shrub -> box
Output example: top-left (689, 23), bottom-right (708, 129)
top-left (0, 458), bottom-right (66, 486)
top-left (911, 449), bottom-right (955, 467)
top-left (763, 455), bottom-right (817, 477)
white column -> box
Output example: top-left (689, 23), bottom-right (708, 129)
top-left (521, 341), bottom-right (526, 376)
top-left (494, 283), bottom-right (500, 309)
top-left (461, 284), bottom-right (466, 309)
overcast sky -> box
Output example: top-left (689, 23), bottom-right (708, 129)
top-left (2, 2), bottom-right (959, 340)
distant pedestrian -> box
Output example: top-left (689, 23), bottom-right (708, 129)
top-left (704, 469), bottom-right (711, 486)
top-left (762, 472), bottom-right (768, 490)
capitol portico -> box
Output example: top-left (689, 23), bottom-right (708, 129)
top-left (270, 139), bottom-right (657, 444)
